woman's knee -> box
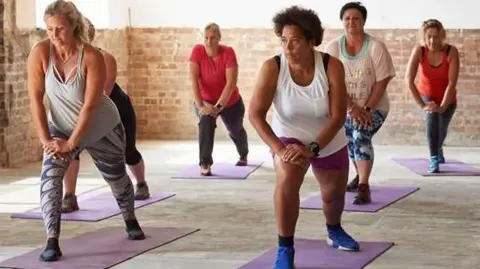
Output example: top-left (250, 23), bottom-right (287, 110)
top-left (322, 187), bottom-right (345, 204)
top-left (125, 147), bottom-right (142, 165)
top-left (274, 156), bottom-right (306, 193)
top-left (317, 170), bottom-right (348, 204)
top-left (351, 133), bottom-right (374, 161)
top-left (198, 115), bottom-right (216, 129)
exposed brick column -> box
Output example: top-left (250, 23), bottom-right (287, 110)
top-left (0, 0), bottom-right (8, 167)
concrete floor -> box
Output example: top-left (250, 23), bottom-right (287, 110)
top-left (0, 140), bottom-right (479, 269)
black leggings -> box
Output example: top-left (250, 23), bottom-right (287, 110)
top-left (74, 85), bottom-right (142, 165)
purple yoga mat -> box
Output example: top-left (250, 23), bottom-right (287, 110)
top-left (392, 158), bottom-right (480, 176)
top-left (300, 186), bottom-right (419, 212)
top-left (0, 226), bottom-right (200, 269)
top-left (10, 192), bottom-right (175, 222)
top-left (238, 239), bottom-right (393, 269)
top-left (171, 161), bottom-right (263, 179)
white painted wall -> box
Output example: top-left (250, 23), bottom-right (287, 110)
top-left (34, 0), bottom-right (112, 29)
top-left (28, 0), bottom-right (480, 29)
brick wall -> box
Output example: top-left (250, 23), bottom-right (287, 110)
top-left (127, 27), bottom-right (480, 146)
top-left (1, 4), bottom-right (479, 168)
top-left (0, 0), bottom-right (46, 168)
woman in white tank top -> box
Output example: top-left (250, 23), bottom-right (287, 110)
top-left (249, 6), bottom-right (359, 269)
top-left (325, 2), bottom-right (396, 205)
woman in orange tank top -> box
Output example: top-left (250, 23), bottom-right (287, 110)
top-left (405, 19), bottom-right (460, 173)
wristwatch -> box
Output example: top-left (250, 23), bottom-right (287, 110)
top-left (363, 105), bottom-right (372, 112)
top-left (307, 142), bottom-right (320, 157)
top-left (215, 103), bottom-right (222, 110)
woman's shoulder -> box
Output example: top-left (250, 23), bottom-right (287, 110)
top-left (192, 44), bottom-right (206, 53)
top-left (30, 39), bottom-right (50, 56)
top-left (82, 43), bottom-right (105, 63)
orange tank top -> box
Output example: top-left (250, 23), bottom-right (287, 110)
top-left (417, 45), bottom-right (456, 105)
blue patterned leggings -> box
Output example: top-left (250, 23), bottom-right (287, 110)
top-left (344, 110), bottom-right (388, 161)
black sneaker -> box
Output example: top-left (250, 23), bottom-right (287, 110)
top-left (346, 175), bottom-right (359, 192)
top-left (353, 184), bottom-right (371, 205)
top-left (39, 238), bottom-right (62, 262)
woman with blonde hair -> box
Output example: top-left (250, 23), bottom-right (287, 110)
top-left (188, 22), bottom-right (249, 176)
top-left (405, 19), bottom-right (459, 173)
top-left (27, 0), bottom-right (145, 261)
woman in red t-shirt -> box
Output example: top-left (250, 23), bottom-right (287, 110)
top-left (188, 23), bottom-right (249, 176)
top-left (405, 19), bottom-right (460, 173)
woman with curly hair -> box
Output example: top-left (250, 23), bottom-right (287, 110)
top-left (249, 5), bottom-right (360, 269)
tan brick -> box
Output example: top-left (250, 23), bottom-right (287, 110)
top-left (1, 1), bottom-right (479, 168)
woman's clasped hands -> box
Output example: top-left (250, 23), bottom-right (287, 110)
top-left (277, 144), bottom-right (312, 169)
top-left (42, 137), bottom-right (75, 160)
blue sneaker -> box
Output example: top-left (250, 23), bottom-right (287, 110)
top-left (327, 226), bottom-right (360, 251)
top-left (429, 156), bottom-right (440, 173)
top-left (273, 246), bottom-right (295, 269)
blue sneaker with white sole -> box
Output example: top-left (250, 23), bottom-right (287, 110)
top-left (429, 156), bottom-right (440, 173)
top-left (327, 226), bottom-right (360, 251)
top-left (273, 246), bottom-right (295, 269)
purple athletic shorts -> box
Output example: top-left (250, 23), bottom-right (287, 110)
top-left (272, 137), bottom-right (349, 170)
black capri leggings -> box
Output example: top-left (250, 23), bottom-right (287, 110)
top-left (74, 84), bottom-right (142, 165)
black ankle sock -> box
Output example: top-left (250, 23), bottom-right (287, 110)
top-left (137, 182), bottom-right (146, 188)
top-left (326, 223), bottom-right (341, 229)
top-left (46, 238), bottom-right (59, 250)
top-left (278, 235), bottom-right (294, 247)
top-left (125, 219), bottom-right (141, 231)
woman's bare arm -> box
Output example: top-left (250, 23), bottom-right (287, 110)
top-left (216, 65), bottom-right (238, 108)
top-left (248, 58), bottom-right (285, 153)
top-left (314, 56), bottom-right (348, 149)
top-left (440, 45), bottom-right (459, 110)
top-left (188, 62), bottom-right (203, 107)
top-left (405, 46), bottom-right (425, 108)
top-left (27, 41), bottom-right (50, 145)
top-left (67, 45), bottom-right (106, 148)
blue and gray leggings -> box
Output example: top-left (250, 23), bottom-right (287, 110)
top-left (344, 110), bottom-right (388, 161)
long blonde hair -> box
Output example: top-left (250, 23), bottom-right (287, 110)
top-left (43, 0), bottom-right (89, 43)
top-left (84, 17), bottom-right (95, 42)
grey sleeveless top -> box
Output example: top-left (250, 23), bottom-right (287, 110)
top-left (45, 44), bottom-right (121, 147)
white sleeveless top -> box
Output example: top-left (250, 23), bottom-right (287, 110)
top-left (271, 50), bottom-right (348, 158)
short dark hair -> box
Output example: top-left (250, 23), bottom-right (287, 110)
top-left (340, 2), bottom-right (368, 21)
top-left (272, 5), bottom-right (324, 47)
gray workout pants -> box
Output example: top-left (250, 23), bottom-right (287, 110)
top-left (40, 123), bottom-right (136, 237)
top-left (194, 98), bottom-right (249, 166)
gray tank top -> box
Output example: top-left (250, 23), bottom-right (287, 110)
top-left (45, 44), bottom-right (121, 147)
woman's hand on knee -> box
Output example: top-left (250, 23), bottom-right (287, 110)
top-left (423, 101), bottom-right (438, 114)
top-left (198, 103), bottom-right (219, 117)
top-left (277, 145), bottom-right (311, 169)
top-left (43, 137), bottom-right (74, 160)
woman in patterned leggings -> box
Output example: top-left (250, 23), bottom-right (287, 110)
top-left (28, 0), bottom-right (145, 262)
top-left (325, 2), bottom-right (396, 204)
